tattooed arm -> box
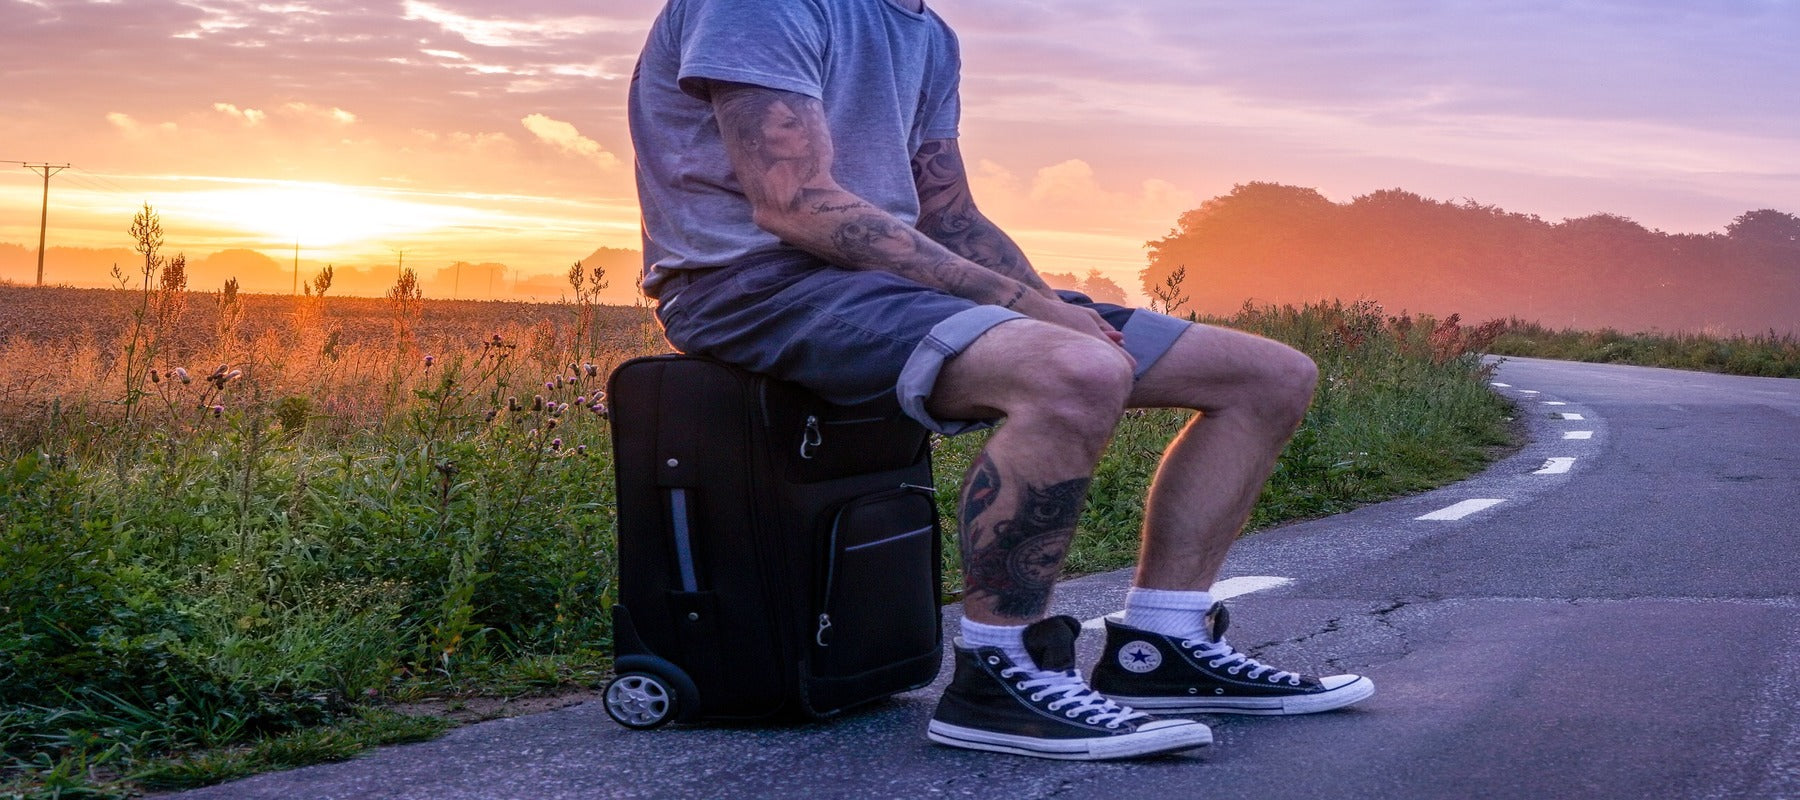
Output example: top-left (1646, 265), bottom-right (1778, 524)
top-left (709, 81), bottom-right (1117, 341)
top-left (912, 139), bottom-right (1056, 297)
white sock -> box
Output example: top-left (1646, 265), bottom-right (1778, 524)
top-left (959, 617), bottom-right (1036, 670)
top-left (1123, 587), bottom-right (1214, 639)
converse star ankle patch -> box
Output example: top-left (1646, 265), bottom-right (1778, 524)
top-left (1119, 641), bottom-right (1162, 673)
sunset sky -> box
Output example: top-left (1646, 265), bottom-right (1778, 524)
top-left (3, 0), bottom-right (1797, 301)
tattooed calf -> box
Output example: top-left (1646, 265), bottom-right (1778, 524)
top-left (961, 466), bottom-right (1091, 619)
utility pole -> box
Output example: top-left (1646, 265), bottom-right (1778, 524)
top-left (293, 240), bottom-right (300, 295)
top-left (24, 163), bottom-right (69, 286)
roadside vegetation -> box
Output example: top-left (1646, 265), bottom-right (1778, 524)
top-left (1487, 320), bottom-right (1800, 379)
top-left (2, 209), bottom-right (1513, 798)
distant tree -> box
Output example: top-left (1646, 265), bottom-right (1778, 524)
top-left (1077, 269), bottom-right (1128, 305)
top-left (1727, 209), bottom-right (1800, 248)
top-left (1018, 269), bottom-right (1127, 304)
top-left (1133, 181), bottom-right (1800, 333)
top-left (1039, 270), bottom-right (1080, 290)
top-left (1142, 182), bottom-right (1336, 311)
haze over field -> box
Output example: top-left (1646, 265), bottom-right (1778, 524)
top-left (3, 1), bottom-right (1797, 321)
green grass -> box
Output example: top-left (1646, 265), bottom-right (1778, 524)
top-left (2, 295), bottom-right (1515, 797)
top-left (1488, 319), bottom-right (1800, 378)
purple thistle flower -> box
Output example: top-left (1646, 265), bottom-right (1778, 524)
top-left (551, 437), bottom-right (563, 451)
top-left (484, 409), bottom-right (497, 422)
top-left (211, 405), bottom-right (224, 418)
top-left (174, 367), bottom-right (191, 384)
top-left (508, 396), bottom-right (520, 412)
top-left (575, 395), bottom-right (587, 405)
top-left (424, 355), bottom-right (435, 368)
top-left (533, 395), bottom-right (544, 411)
top-left (576, 444), bottom-right (587, 456)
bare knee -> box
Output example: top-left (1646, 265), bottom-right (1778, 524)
top-left (1009, 341), bottom-right (1134, 447)
top-left (1259, 344), bottom-right (1318, 431)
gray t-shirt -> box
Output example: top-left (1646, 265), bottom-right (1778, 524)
top-left (628, 0), bottom-right (962, 299)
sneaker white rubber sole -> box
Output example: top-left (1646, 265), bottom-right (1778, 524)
top-left (1109, 674), bottom-right (1375, 716)
top-left (926, 718), bottom-right (1212, 760)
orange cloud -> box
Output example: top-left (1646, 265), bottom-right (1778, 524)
top-left (213, 102), bottom-right (267, 125)
top-left (521, 113), bottom-right (621, 171)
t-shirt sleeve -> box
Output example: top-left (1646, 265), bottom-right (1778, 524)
top-left (919, 21), bottom-right (962, 140)
top-left (675, 0), bottom-right (829, 102)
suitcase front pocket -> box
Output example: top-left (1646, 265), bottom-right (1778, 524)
top-left (813, 487), bottom-right (940, 680)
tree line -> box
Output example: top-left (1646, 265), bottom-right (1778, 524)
top-left (1140, 182), bottom-right (1799, 334)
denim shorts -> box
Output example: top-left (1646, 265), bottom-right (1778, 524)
top-left (653, 257), bottom-right (1191, 435)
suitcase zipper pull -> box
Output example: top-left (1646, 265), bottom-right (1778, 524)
top-left (816, 613), bottom-right (832, 646)
top-left (800, 415), bottom-right (822, 460)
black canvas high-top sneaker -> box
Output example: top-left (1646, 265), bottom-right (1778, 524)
top-left (927, 616), bottom-right (1212, 760)
top-left (1091, 602), bottom-right (1375, 715)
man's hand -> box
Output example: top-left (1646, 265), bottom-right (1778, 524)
top-left (1011, 290), bottom-right (1135, 368)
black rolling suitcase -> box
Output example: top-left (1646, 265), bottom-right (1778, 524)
top-left (601, 354), bottom-right (943, 729)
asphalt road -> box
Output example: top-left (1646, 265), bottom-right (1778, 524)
top-left (170, 356), bottom-right (1800, 800)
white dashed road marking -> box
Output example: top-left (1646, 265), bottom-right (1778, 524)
top-left (1491, 382), bottom-right (1511, 387)
top-left (1082, 576), bottom-right (1294, 630)
top-left (1416, 498), bottom-right (1507, 521)
top-left (1563, 431), bottom-right (1594, 440)
top-left (1519, 389), bottom-right (1540, 395)
top-left (1556, 413), bottom-right (1585, 420)
top-left (1534, 458), bottom-right (1576, 474)
top-left (1544, 401), bottom-right (1567, 406)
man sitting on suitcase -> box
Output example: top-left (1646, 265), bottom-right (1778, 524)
top-left (628, 0), bottom-right (1374, 760)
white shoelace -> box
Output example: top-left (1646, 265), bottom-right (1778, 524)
top-left (1183, 637), bottom-right (1303, 685)
top-left (1001, 667), bottom-right (1148, 728)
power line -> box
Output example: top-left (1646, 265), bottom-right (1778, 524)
top-left (72, 166), bottom-right (131, 195)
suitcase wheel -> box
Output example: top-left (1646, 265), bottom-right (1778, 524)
top-left (604, 671), bottom-right (680, 729)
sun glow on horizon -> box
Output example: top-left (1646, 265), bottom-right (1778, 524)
top-left (152, 180), bottom-right (486, 249)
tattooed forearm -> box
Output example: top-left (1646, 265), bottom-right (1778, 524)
top-left (710, 83), bottom-right (1026, 304)
top-left (820, 212), bottom-right (1014, 300)
top-left (959, 450), bottom-right (1091, 619)
top-left (912, 140), bottom-right (1054, 293)
top-left (999, 285), bottom-right (1026, 309)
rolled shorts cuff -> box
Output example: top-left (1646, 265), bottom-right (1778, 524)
top-left (1120, 307), bottom-right (1190, 378)
top-left (897, 304), bottom-right (1027, 436)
